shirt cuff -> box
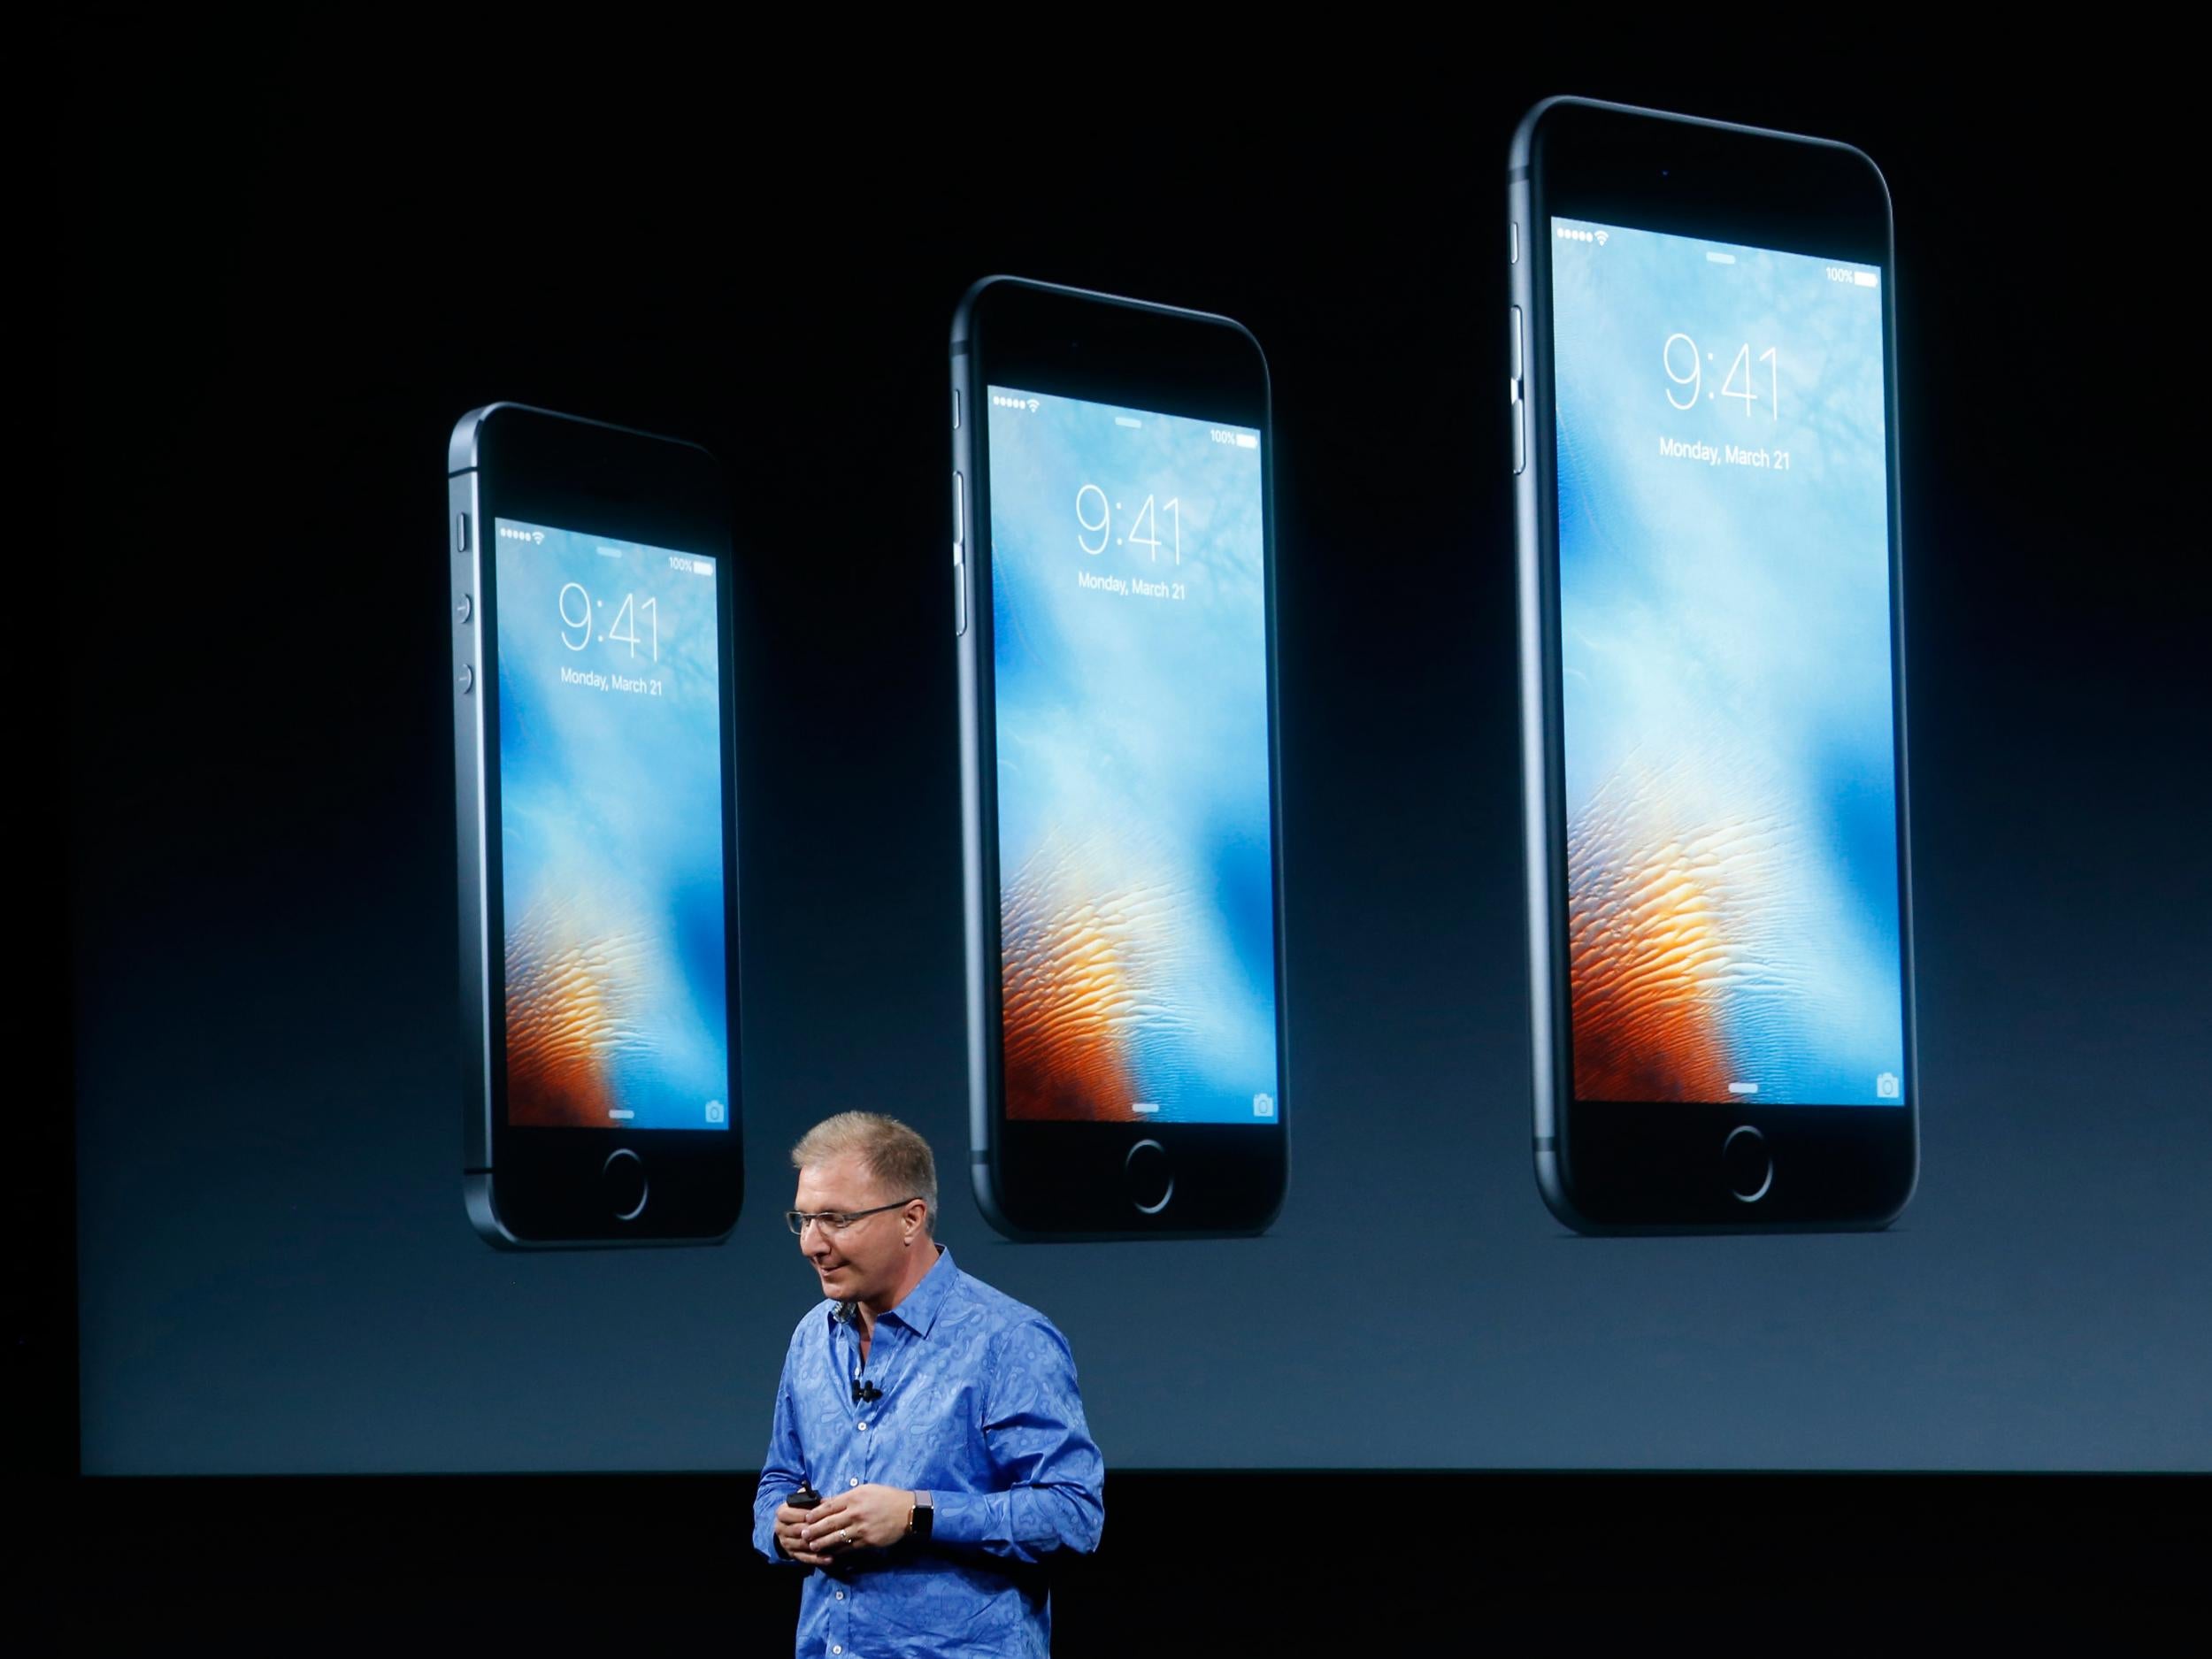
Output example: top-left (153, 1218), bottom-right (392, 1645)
top-left (924, 1489), bottom-right (1003, 1550)
top-left (754, 1487), bottom-right (799, 1565)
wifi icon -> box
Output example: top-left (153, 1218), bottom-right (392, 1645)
top-left (1594, 230), bottom-right (1609, 246)
top-left (1027, 399), bottom-right (1040, 412)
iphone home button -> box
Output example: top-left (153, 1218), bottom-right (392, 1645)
top-left (1722, 1125), bottom-right (1772, 1203)
top-left (603, 1148), bottom-right (649, 1222)
top-left (1124, 1140), bottom-right (1173, 1215)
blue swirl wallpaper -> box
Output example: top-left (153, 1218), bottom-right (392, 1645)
top-left (985, 389), bottom-right (1278, 1125)
top-left (494, 519), bottom-right (730, 1130)
top-left (1551, 220), bottom-right (1907, 1106)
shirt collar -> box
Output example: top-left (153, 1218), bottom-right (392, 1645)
top-left (827, 1244), bottom-right (956, 1339)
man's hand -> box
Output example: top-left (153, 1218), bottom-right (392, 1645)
top-left (773, 1502), bottom-right (834, 1568)
top-left (800, 1484), bottom-right (918, 1556)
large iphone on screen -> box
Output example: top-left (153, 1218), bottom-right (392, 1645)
top-left (449, 403), bottom-right (743, 1247)
top-left (1509, 100), bottom-right (1918, 1231)
top-left (951, 278), bottom-right (1287, 1237)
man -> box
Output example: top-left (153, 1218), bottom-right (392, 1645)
top-left (754, 1112), bottom-right (1104, 1656)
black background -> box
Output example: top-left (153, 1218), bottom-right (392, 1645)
top-left (38, 20), bottom-right (2202, 1640)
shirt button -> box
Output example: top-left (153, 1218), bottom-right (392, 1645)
top-left (849, 1477), bottom-right (859, 1487)
top-left (856, 1422), bottom-right (867, 1431)
top-left (835, 1591), bottom-right (845, 1601)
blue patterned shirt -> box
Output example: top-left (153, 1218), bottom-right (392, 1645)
top-left (752, 1246), bottom-right (1105, 1657)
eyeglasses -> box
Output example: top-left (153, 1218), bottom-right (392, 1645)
top-left (786, 1198), bottom-right (923, 1237)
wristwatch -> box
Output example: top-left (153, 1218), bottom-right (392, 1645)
top-left (907, 1489), bottom-right (933, 1540)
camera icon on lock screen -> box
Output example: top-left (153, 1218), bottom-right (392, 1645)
top-left (704, 1100), bottom-right (726, 1124)
top-left (1252, 1094), bottom-right (1275, 1118)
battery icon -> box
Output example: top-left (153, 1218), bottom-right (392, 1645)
top-left (1234, 433), bottom-right (1258, 449)
top-left (1854, 271), bottom-right (1878, 288)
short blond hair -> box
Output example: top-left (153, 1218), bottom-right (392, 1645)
top-left (791, 1112), bottom-right (938, 1231)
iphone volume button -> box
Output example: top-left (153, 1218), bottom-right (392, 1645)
top-left (1509, 304), bottom-right (1526, 476)
top-left (450, 483), bottom-right (476, 690)
top-left (953, 472), bottom-right (967, 636)
top-left (453, 508), bottom-right (472, 623)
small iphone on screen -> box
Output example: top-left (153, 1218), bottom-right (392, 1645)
top-left (449, 403), bottom-right (744, 1247)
